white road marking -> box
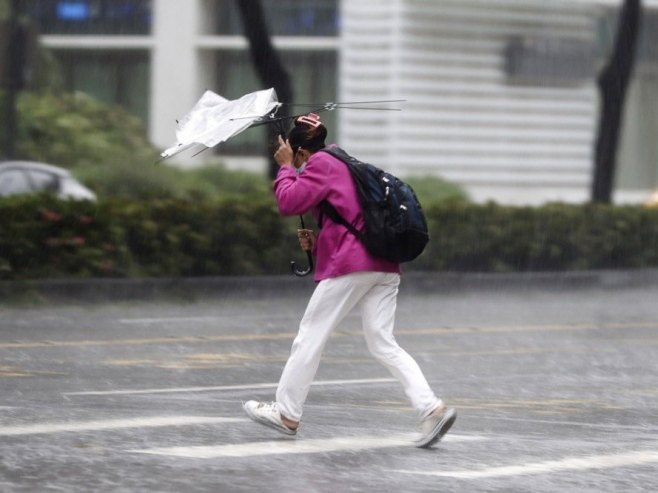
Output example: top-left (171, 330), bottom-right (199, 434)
top-left (64, 377), bottom-right (397, 397)
top-left (473, 415), bottom-right (658, 432)
top-left (0, 416), bottom-right (246, 436)
top-left (118, 315), bottom-right (297, 324)
top-left (119, 317), bottom-right (221, 324)
top-left (396, 449), bottom-right (658, 479)
top-left (131, 433), bottom-right (486, 459)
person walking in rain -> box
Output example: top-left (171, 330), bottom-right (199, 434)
top-left (243, 114), bottom-right (456, 448)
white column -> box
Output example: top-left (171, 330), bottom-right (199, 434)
top-left (149, 0), bottom-right (204, 151)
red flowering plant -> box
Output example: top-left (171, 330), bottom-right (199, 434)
top-left (0, 195), bottom-right (129, 280)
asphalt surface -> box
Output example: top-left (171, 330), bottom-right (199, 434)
top-left (1, 271), bottom-right (658, 492)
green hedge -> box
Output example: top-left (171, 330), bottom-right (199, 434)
top-left (2, 196), bottom-right (658, 280)
top-left (0, 195), bottom-right (300, 280)
top-left (415, 201), bottom-right (658, 272)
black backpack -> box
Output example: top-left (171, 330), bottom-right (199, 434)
top-left (317, 146), bottom-right (429, 263)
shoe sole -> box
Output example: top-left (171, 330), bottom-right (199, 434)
top-left (416, 408), bottom-right (457, 449)
top-left (242, 403), bottom-right (297, 436)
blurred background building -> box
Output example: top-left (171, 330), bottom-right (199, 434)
top-left (23, 0), bottom-right (658, 205)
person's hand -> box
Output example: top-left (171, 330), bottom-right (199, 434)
top-left (274, 135), bottom-right (293, 166)
top-left (297, 229), bottom-right (315, 252)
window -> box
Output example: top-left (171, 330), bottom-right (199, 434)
top-left (22, 0), bottom-right (152, 35)
top-left (505, 37), bottom-right (596, 85)
top-left (27, 170), bottom-right (59, 193)
top-left (0, 170), bottom-right (31, 196)
top-left (54, 51), bottom-right (149, 124)
top-left (597, 10), bottom-right (658, 64)
top-left (214, 50), bottom-right (338, 154)
top-left (211, 0), bottom-right (338, 36)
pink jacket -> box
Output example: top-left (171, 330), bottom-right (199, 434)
top-left (274, 147), bottom-right (400, 281)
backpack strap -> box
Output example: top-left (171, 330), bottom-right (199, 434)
top-left (319, 200), bottom-right (362, 239)
top-left (317, 146), bottom-right (365, 241)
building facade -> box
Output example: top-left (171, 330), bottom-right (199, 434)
top-left (27, 0), bottom-right (658, 204)
top-left (339, 0), bottom-right (658, 204)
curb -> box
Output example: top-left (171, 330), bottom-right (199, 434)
top-left (2, 269), bottom-right (658, 304)
top-left (0, 275), bottom-right (316, 303)
top-left (402, 268), bottom-right (658, 293)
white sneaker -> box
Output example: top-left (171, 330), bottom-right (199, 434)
top-left (415, 407), bottom-right (456, 448)
top-left (242, 401), bottom-right (297, 436)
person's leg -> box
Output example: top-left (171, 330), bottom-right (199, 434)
top-left (275, 272), bottom-right (376, 422)
top-left (360, 273), bottom-right (441, 417)
top-left (360, 273), bottom-right (456, 447)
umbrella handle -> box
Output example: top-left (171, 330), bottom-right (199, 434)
top-left (290, 251), bottom-right (314, 277)
top-left (290, 215), bottom-right (314, 277)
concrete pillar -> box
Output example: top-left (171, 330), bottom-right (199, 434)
top-left (149, 0), bottom-right (203, 151)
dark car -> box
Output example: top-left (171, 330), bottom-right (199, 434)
top-left (0, 161), bottom-right (96, 201)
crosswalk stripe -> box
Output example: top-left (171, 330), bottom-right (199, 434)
top-left (396, 449), bottom-right (658, 479)
top-left (130, 434), bottom-right (486, 459)
top-left (0, 416), bottom-right (246, 436)
top-left (64, 377), bottom-right (397, 397)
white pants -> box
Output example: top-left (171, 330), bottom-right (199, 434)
top-left (276, 271), bottom-right (441, 421)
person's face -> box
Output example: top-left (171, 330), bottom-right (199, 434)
top-left (293, 148), bottom-right (308, 169)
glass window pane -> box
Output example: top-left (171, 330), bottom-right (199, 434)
top-left (0, 170), bottom-right (32, 196)
top-left (597, 10), bottom-right (658, 62)
top-left (27, 170), bottom-right (59, 192)
top-left (213, 0), bottom-right (338, 36)
top-left (72, 58), bottom-right (116, 102)
top-left (214, 49), bottom-right (338, 155)
top-left (54, 51), bottom-right (150, 125)
top-left (22, 0), bottom-right (152, 35)
top-left (122, 58), bottom-right (149, 123)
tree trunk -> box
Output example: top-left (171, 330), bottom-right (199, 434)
top-left (591, 0), bottom-right (642, 203)
top-left (2, 0), bottom-right (21, 159)
top-left (234, 0), bottom-right (294, 179)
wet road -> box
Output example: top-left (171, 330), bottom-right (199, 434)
top-left (1, 272), bottom-right (657, 492)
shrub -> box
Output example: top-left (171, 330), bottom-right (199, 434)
top-left (404, 175), bottom-right (469, 205)
top-left (3, 90), bottom-right (276, 202)
top-left (413, 202), bottom-right (658, 272)
top-left (14, 91), bottom-right (159, 169)
top-left (2, 198), bottom-right (658, 280)
top-left (0, 195), bottom-right (300, 280)
top-left (0, 194), bottom-right (130, 279)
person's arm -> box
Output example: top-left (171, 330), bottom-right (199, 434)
top-left (273, 140), bottom-right (330, 216)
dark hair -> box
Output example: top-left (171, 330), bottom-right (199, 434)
top-left (288, 120), bottom-right (327, 153)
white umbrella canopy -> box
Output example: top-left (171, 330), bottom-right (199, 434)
top-left (161, 88), bottom-right (280, 160)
